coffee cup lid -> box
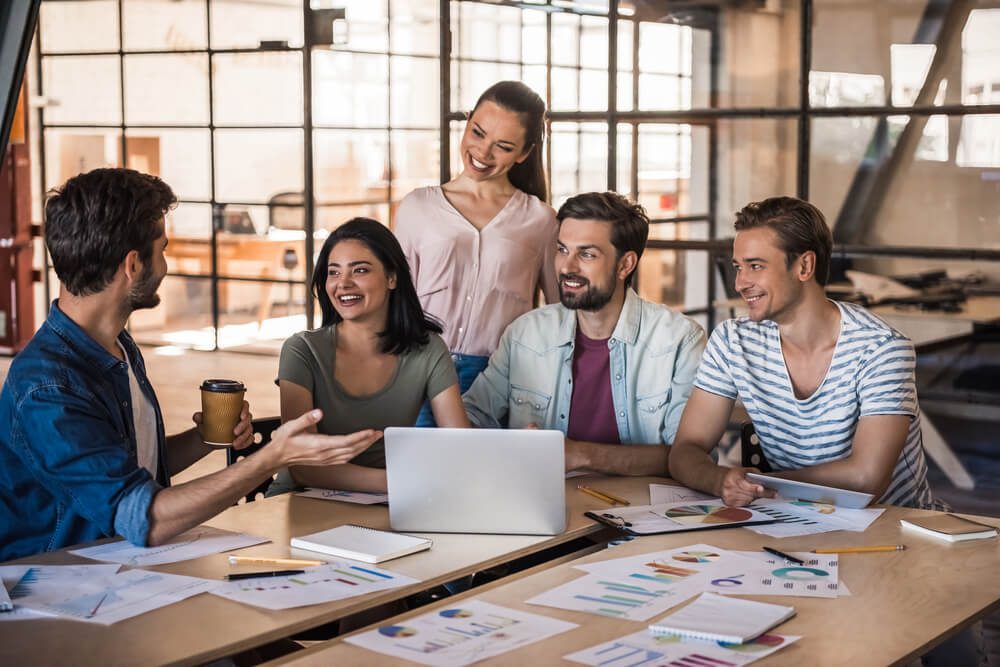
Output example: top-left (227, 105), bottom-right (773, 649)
top-left (201, 379), bottom-right (246, 392)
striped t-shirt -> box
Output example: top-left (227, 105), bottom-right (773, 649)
top-left (695, 301), bottom-right (933, 508)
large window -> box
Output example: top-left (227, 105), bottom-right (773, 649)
top-left (30, 0), bottom-right (1000, 350)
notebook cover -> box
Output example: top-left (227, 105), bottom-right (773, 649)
top-left (902, 514), bottom-right (998, 537)
top-left (290, 524), bottom-right (432, 563)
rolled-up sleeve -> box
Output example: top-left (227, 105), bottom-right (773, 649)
top-left (13, 384), bottom-right (162, 546)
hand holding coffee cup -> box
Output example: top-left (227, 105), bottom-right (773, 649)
top-left (200, 379), bottom-right (247, 447)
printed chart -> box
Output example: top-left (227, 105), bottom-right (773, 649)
top-left (210, 561), bottom-right (418, 610)
top-left (346, 600), bottom-right (577, 667)
top-left (746, 499), bottom-right (884, 538)
top-left (565, 629), bottom-right (799, 666)
top-left (663, 505), bottom-right (754, 525)
top-left (712, 551), bottom-right (841, 598)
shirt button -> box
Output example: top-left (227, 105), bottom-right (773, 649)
top-left (615, 374), bottom-right (622, 380)
top-left (516, 398), bottom-right (523, 404)
top-left (560, 414), bottom-right (565, 419)
top-left (458, 327), bottom-right (463, 333)
top-left (466, 296), bottom-right (472, 301)
top-left (619, 411), bottom-right (625, 417)
top-left (610, 340), bottom-right (616, 346)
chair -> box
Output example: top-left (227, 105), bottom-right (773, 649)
top-left (227, 416), bottom-right (282, 503)
top-left (740, 422), bottom-right (772, 473)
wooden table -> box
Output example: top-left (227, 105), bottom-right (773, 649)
top-left (0, 475), bottom-right (655, 666)
top-left (271, 506), bottom-right (1000, 667)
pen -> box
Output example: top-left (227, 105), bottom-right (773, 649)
top-left (86, 593), bottom-right (108, 618)
top-left (225, 569), bottom-right (305, 581)
top-left (813, 545), bottom-right (906, 554)
top-left (578, 485), bottom-right (631, 506)
top-left (228, 556), bottom-right (324, 567)
top-left (762, 546), bottom-right (805, 565)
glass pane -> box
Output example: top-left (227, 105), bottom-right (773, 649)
top-left (215, 129), bottom-right (304, 204)
top-left (618, 19), bottom-right (634, 74)
top-left (391, 57), bottom-right (439, 127)
top-left (43, 56), bottom-right (121, 125)
top-left (962, 9), bottom-right (1000, 106)
top-left (617, 71), bottom-right (634, 111)
top-left (448, 119), bottom-right (464, 180)
top-left (215, 282), bottom-right (308, 352)
top-left (210, 0), bottom-right (302, 50)
top-left (523, 66), bottom-right (548, 107)
top-left (166, 202), bottom-right (212, 240)
top-left (580, 69), bottom-right (608, 111)
top-left (214, 235), bottom-right (307, 282)
top-left (638, 229), bottom-right (709, 312)
top-left (639, 73), bottom-right (683, 111)
top-left (551, 13), bottom-right (579, 67)
top-left (639, 23), bottom-right (683, 75)
top-left (313, 52), bottom-right (388, 127)
top-left (522, 11), bottom-right (547, 65)
top-left (580, 16), bottom-right (609, 70)
top-left (44, 129), bottom-right (122, 190)
top-left (122, 0), bottom-right (208, 51)
top-left (313, 129), bottom-right (389, 204)
top-left (551, 66), bottom-right (579, 111)
top-left (458, 2), bottom-right (522, 62)
top-left (126, 129), bottom-right (211, 201)
top-left (391, 0), bottom-right (438, 56)
top-left (455, 62), bottom-right (521, 111)
top-left (125, 54), bottom-right (210, 125)
top-left (336, 0), bottom-right (388, 52)
top-left (550, 122), bottom-right (607, 206)
top-left (957, 114), bottom-right (1000, 167)
top-left (213, 52), bottom-right (303, 126)
top-left (637, 124), bottom-right (695, 220)
top-left (616, 122), bottom-right (633, 199)
top-left (39, 0), bottom-right (119, 53)
top-left (392, 130), bottom-right (439, 198)
top-left (714, 119), bottom-right (797, 235)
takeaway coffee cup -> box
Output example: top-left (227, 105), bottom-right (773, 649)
top-left (200, 379), bottom-right (246, 446)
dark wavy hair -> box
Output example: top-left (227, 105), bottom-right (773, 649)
top-left (734, 196), bottom-right (833, 286)
top-left (472, 81), bottom-right (548, 202)
top-left (45, 168), bottom-right (176, 296)
top-left (313, 218), bottom-right (442, 355)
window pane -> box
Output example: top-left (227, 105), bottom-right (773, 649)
top-left (616, 123), bottom-right (633, 199)
top-left (637, 124), bottom-right (695, 219)
top-left (522, 11), bottom-right (547, 65)
top-left (391, 0), bottom-right (438, 56)
top-left (580, 16), bottom-right (608, 70)
top-left (639, 73), bottom-right (682, 111)
top-left (40, 0), bottom-right (119, 53)
top-left (456, 62), bottom-right (520, 111)
top-left (166, 202), bottom-right (212, 240)
top-left (213, 52), bottom-right (303, 126)
top-left (210, 0), bottom-right (302, 50)
top-left (550, 122), bottom-right (607, 206)
top-left (126, 129), bottom-right (211, 201)
top-left (313, 130), bottom-right (389, 204)
top-left (321, 203), bottom-right (391, 232)
top-left (313, 52), bottom-right (388, 127)
top-left (392, 130), bottom-right (439, 199)
top-left (44, 129), bottom-right (121, 190)
top-left (337, 0), bottom-right (388, 52)
top-left (551, 13), bottom-right (579, 67)
top-left (215, 129), bottom-right (304, 204)
top-left (128, 275), bottom-right (213, 346)
top-left (43, 56), bottom-right (121, 125)
top-left (580, 69), bottom-right (608, 111)
top-left (458, 2), bottom-right (521, 62)
top-left (551, 66), bottom-right (579, 111)
top-left (125, 54), bottom-right (209, 125)
top-left (391, 57), bottom-right (438, 127)
top-left (962, 9), bottom-right (1000, 106)
top-left (216, 281), bottom-right (308, 350)
top-left (122, 0), bottom-right (208, 51)
top-left (639, 23), bottom-right (682, 75)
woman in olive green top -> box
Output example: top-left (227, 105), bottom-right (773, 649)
top-left (274, 218), bottom-right (470, 494)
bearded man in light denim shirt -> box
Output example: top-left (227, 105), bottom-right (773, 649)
top-left (463, 191), bottom-right (707, 475)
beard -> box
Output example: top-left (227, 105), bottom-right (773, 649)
top-left (127, 263), bottom-right (163, 312)
top-left (559, 272), bottom-right (616, 311)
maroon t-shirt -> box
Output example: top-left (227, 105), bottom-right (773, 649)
top-left (567, 329), bottom-right (620, 444)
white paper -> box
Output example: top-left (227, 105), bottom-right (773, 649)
top-left (296, 488), bottom-right (388, 504)
top-left (595, 500), bottom-right (776, 535)
top-left (648, 484), bottom-right (716, 505)
top-left (565, 628), bottom-right (800, 666)
top-left (346, 599), bottom-right (578, 667)
top-left (716, 550), bottom-right (841, 598)
top-left (0, 564), bottom-right (121, 621)
top-left (11, 567), bottom-right (216, 625)
top-left (69, 525), bottom-right (269, 566)
top-left (746, 498), bottom-right (884, 538)
top-left (210, 561), bottom-right (418, 610)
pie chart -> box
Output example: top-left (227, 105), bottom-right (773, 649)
top-left (439, 608), bottom-right (473, 618)
top-left (378, 625), bottom-right (417, 638)
top-left (663, 504), bottom-right (753, 525)
top-left (674, 550), bottom-right (721, 563)
top-left (720, 633), bottom-right (785, 652)
top-left (773, 566), bottom-right (829, 580)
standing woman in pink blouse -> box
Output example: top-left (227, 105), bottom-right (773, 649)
top-left (395, 81), bottom-right (559, 426)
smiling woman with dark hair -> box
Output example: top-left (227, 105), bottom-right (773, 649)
top-left (272, 218), bottom-right (470, 495)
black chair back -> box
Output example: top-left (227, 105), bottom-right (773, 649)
top-left (740, 422), bottom-right (772, 473)
top-left (227, 416), bottom-right (281, 503)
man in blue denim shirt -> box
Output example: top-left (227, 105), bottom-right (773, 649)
top-left (463, 192), bottom-right (706, 475)
top-left (0, 169), bottom-right (382, 561)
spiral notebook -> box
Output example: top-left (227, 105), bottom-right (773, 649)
top-left (649, 593), bottom-right (795, 644)
top-left (290, 525), bottom-right (432, 563)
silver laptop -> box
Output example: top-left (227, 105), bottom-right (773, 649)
top-left (384, 427), bottom-right (567, 535)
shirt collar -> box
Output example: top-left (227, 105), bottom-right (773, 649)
top-left (45, 299), bottom-right (129, 372)
top-left (554, 287), bottom-right (642, 347)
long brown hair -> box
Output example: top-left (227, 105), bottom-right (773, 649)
top-left (472, 81), bottom-right (548, 202)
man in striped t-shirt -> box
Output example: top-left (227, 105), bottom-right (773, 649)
top-left (669, 196), bottom-right (934, 509)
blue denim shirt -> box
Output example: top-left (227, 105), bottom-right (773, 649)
top-left (0, 302), bottom-right (166, 561)
top-left (463, 289), bottom-right (707, 445)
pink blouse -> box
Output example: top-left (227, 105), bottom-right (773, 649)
top-left (395, 186), bottom-right (559, 357)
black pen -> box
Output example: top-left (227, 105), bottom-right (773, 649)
top-left (225, 569), bottom-right (304, 581)
top-left (762, 546), bottom-right (804, 565)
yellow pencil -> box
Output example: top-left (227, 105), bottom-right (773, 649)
top-left (228, 555), bottom-right (325, 567)
top-left (813, 545), bottom-right (905, 554)
top-left (577, 485), bottom-right (631, 506)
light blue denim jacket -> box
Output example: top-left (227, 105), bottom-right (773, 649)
top-left (463, 289), bottom-right (707, 445)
